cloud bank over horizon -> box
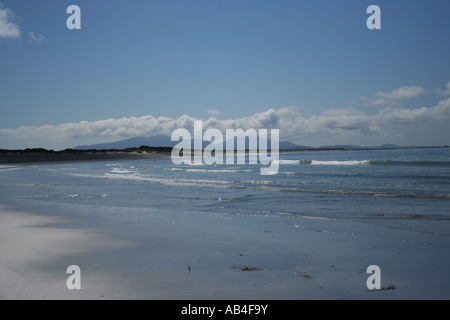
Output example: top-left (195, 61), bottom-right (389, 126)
top-left (1, 96), bottom-right (449, 149)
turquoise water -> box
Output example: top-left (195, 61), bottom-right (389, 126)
top-left (1, 148), bottom-right (449, 235)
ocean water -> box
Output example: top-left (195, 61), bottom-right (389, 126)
top-left (1, 148), bottom-right (449, 237)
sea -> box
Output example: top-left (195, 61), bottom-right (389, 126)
top-left (1, 147), bottom-right (449, 238)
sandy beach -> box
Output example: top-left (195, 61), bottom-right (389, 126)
top-left (1, 198), bottom-right (449, 300)
top-left (0, 204), bottom-right (139, 299)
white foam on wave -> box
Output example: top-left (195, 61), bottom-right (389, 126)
top-left (311, 160), bottom-right (370, 166)
top-left (274, 159), bottom-right (370, 166)
top-left (273, 160), bottom-right (300, 165)
top-left (186, 168), bottom-right (253, 173)
top-left (68, 172), bottom-right (234, 189)
top-left (110, 168), bottom-right (136, 174)
top-left (187, 169), bottom-right (237, 173)
top-left (105, 163), bottom-right (125, 167)
top-left (245, 180), bottom-right (272, 185)
top-left (0, 166), bottom-right (22, 172)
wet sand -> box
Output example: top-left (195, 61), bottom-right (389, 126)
top-left (1, 200), bottom-right (449, 300)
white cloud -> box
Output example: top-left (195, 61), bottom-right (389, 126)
top-left (2, 98), bottom-right (450, 143)
top-left (0, 3), bottom-right (20, 39)
top-left (369, 85), bottom-right (425, 106)
top-left (437, 81), bottom-right (450, 96)
top-left (29, 31), bottom-right (44, 42)
top-left (375, 97), bottom-right (450, 124)
top-left (207, 109), bottom-right (221, 115)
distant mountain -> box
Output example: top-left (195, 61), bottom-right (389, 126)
top-left (78, 136), bottom-right (316, 151)
top-left (319, 144), bottom-right (403, 150)
top-left (75, 135), bottom-right (406, 151)
top-left (376, 144), bottom-right (401, 149)
top-left (76, 135), bottom-right (305, 151)
top-left (320, 144), bottom-right (363, 150)
top-left (75, 135), bottom-right (177, 150)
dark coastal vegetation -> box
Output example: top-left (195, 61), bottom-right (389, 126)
top-left (0, 146), bottom-right (172, 164)
top-left (0, 145), bottom-right (173, 155)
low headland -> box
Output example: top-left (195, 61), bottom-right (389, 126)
top-left (0, 146), bottom-right (172, 165)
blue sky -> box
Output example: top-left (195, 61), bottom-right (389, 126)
top-left (0, 0), bottom-right (449, 149)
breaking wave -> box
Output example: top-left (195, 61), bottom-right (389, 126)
top-left (275, 159), bottom-right (450, 167)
